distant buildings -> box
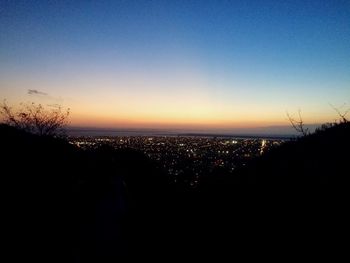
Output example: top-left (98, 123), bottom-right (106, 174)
top-left (69, 136), bottom-right (284, 187)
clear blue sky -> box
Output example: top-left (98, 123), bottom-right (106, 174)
top-left (1, 0), bottom-right (349, 130)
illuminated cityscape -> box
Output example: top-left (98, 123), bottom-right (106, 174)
top-left (69, 136), bottom-right (284, 187)
top-left (1, 1), bottom-right (349, 260)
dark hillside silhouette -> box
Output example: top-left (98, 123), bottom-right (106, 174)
top-left (0, 124), bottom-right (167, 261)
top-left (1, 121), bottom-right (348, 261)
top-left (237, 121), bottom-right (350, 184)
top-left (199, 121), bottom-right (349, 227)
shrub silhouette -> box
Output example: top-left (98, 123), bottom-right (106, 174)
top-left (0, 101), bottom-right (70, 136)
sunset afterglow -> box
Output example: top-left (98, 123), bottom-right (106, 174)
top-left (1, 1), bottom-right (349, 132)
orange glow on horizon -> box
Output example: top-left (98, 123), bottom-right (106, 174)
top-left (68, 112), bottom-right (318, 130)
top-left (2, 90), bottom-right (342, 131)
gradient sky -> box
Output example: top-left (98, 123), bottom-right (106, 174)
top-left (1, 0), bottom-right (349, 131)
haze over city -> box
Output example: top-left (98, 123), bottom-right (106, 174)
top-left (1, 0), bottom-right (349, 134)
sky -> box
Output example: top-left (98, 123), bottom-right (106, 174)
top-left (1, 0), bottom-right (349, 132)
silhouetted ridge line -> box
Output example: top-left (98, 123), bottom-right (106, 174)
top-left (1, 122), bottom-right (348, 261)
top-left (236, 121), bottom-right (350, 184)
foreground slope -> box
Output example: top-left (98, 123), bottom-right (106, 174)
top-left (238, 121), bottom-right (350, 184)
top-left (1, 122), bottom-right (348, 260)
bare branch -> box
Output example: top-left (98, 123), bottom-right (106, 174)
top-left (286, 110), bottom-right (309, 136)
top-left (329, 103), bottom-right (349, 123)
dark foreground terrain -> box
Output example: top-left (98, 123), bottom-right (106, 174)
top-left (1, 122), bottom-right (349, 261)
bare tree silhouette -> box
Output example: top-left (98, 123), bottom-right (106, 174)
top-left (286, 110), bottom-right (309, 136)
top-left (0, 101), bottom-right (70, 136)
top-left (329, 103), bottom-right (349, 123)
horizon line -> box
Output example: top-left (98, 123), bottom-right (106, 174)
top-left (65, 124), bottom-right (324, 138)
